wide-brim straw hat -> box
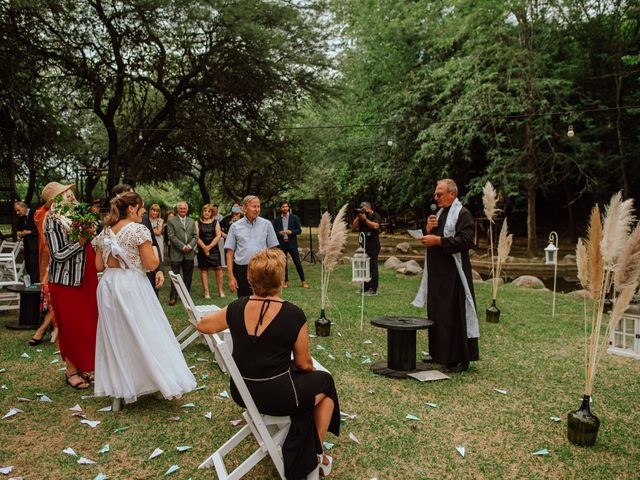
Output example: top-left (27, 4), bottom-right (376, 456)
top-left (41, 182), bottom-right (75, 203)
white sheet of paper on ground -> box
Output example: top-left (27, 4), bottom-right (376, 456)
top-left (494, 388), bottom-right (508, 395)
top-left (550, 416), bottom-right (561, 422)
top-left (348, 432), bottom-right (360, 444)
top-left (176, 446), bottom-right (192, 452)
top-left (181, 403), bottom-right (195, 408)
top-left (217, 390), bottom-right (229, 399)
top-left (98, 405), bottom-right (112, 412)
top-left (20, 353), bottom-right (30, 359)
top-left (407, 229), bottom-right (424, 239)
top-left (408, 371), bottom-right (450, 382)
top-left (425, 402), bottom-right (438, 408)
top-left (323, 441), bottom-right (334, 450)
top-left (0, 466), bottom-right (13, 474)
top-left (405, 414), bottom-right (421, 421)
top-left (204, 412), bottom-right (212, 419)
top-left (533, 448), bottom-right (549, 456)
top-left (63, 447), bottom-right (78, 456)
top-left (99, 444), bottom-right (110, 454)
top-left (16, 398), bottom-right (31, 402)
top-left (230, 419), bottom-right (243, 426)
top-left (164, 464), bottom-right (179, 475)
top-left (456, 446), bottom-right (465, 457)
top-left (94, 473), bottom-right (108, 480)
top-left (148, 448), bottom-right (164, 459)
top-left (69, 404), bottom-right (83, 412)
top-left (77, 457), bottom-right (96, 465)
top-left (3, 408), bottom-right (23, 419)
top-left (81, 419), bottom-right (101, 428)
top-left (39, 395), bottom-right (53, 403)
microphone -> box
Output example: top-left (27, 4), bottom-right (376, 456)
top-left (430, 204), bottom-right (437, 214)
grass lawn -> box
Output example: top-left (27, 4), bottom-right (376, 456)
top-left (1, 253), bottom-right (639, 479)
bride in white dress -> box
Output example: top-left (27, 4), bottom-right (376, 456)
top-left (93, 192), bottom-right (196, 406)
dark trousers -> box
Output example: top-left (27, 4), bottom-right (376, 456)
top-left (169, 259), bottom-right (194, 300)
top-left (279, 242), bottom-right (305, 282)
top-left (24, 241), bottom-right (40, 284)
top-left (233, 263), bottom-right (253, 298)
top-left (364, 245), bottom-right (380, 292)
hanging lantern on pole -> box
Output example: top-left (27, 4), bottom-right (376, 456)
top-left (545, 232), bottom-right (559, 317)
top-left (352, 234), bottom-right (371, 283)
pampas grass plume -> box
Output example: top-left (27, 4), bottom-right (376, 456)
top-left (317, 212), bottom-right (331, 255)
top-left (323, 204), bottom-right (349, 273)
top-left (482, 181), bottom-right (498, 222)
top-left (586, 205), bottom-right (603, 301)
top-left (575, 238), bottom-right (589, 291)
top-left (601, 192), bottom-right (635, 266)
top-left (614, 223), bottom-right (640, 291)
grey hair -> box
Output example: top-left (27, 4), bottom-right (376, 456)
top-left (176, 201), bottom-right (188, 209)
top-left (14, 201), bottom-right (28, 209)
top-left (242, 195), bottom-right (260, 206)
top-left (360, 201), bottom-right (372, 209)
top-left (438, 179), bottom-right (458, 194)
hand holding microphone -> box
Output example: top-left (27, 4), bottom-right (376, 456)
top-left (426, 203), bottom-right (439, 234)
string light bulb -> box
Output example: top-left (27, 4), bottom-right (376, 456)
top-left (246, 136), bottom-right (251, 142)
top-left (56, 130), bottom-right (61, 136)
top-left (138, 132), bottom-right (143, 140)
top-left (387, 139), bottom-right (394, 147)
top-left (567, 125), bottom-right (574, 138)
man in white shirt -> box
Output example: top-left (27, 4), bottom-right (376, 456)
top-left (225, 195), bottom-right (279, 297)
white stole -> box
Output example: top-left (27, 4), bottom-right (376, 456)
top-left (411, 198), bottom-right (479, 339)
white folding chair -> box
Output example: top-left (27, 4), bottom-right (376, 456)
top-left (0, 240), bottom-right (24, 312)
top-left (199, 334), bottom-right (319, 480)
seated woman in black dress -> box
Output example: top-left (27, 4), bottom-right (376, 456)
top-left (197, 248), bottom-right (339, 478)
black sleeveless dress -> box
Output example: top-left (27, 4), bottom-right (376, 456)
top-left (226, 297), bottom-right (340, 479)
top-left (196, 220), bottom-right (221, 268)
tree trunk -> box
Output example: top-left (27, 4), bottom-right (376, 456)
top-left (25, 158), bottom-right (37, 206)
top-left (198, 168), bottom-right (210, 205)
top-left (106, 126), bottom-right (120, 194)
top-left (614, 75), bottom-right (629, 197)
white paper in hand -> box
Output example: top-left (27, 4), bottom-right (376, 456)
top-left (407, 229), bottom-right (424, 239)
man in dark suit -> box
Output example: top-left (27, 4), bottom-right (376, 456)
top-left (167, 201), bottom-right (198, 305)
top-left (273, 200), bottom-right (308, 288)
top-left (15, 201), bottom-right (39, 283)
top-left (110, 185), bottom-right (164, 295)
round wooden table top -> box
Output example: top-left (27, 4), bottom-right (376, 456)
top-left (370, 316), bottom-right (432, 330)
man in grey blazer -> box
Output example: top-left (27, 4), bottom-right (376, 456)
top-left (167, 201), bottom-right (198, 305)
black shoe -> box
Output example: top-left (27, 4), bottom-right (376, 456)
top-left (363, 289), bottom-right (377, 296)
top-left (29, 334), bottom-right (45, 346)
top-left (444, 362), bottom-right (469, 373)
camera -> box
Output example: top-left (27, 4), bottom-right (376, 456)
top-left (355, 207), bottom-right (366, 215)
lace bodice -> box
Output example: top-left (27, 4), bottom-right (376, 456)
top-left (93, 222), bottom-right (152, 273)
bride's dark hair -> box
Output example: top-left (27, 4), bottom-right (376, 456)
top-left (105, 192), bottom-right (144, 227)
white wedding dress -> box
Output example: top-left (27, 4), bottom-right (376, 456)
top-left (93, 222), bottom-right (196, 403)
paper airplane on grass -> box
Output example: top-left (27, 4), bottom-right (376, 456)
top-left (217, 390), bottom-right (229, 399)
top-left (230, 419), bottom-right (243, 426)
top-left (201, 373), bottom-right (208, 380)
top-left (316, 345), bottom-right (325, 351)
top-left (97, 405), bottom-right (112, 412)
top-left (456, 446), bottom-right (465, 457)
top-left (20, 353), bottom-right (30, 359)
top-left (550, 416), bottom-right (561, 423)
top-left (80, 419), bottom-right (101, 428)
top-left (69, 404), bottom-right (83, 412)
top-left (494, 388), bottom-right (508, 395)
top-left (0, 466), bottom-right (13, 474)
top-left (113, 426), bottom-right (130, 433)
top-left (348, 432), bottom-right (360, 444)
top-left (533, 448), bottom-right (549, 456)
top-left (36, 348), bottom-right (42, 353)
top-left (2, 408), bottom-right (23, 419)
top-left (327, 354), bottom-right (336, 360)
top-left (80, 394), bottom-right (95, 400)
top-left (39, 395), bottom-right (53, 403)
top-left (77, 457), bottom-right (96, 465)
top-left (337, 332), bottom-right (342, 337)
top-left (1, 385), bottom-right (7, 390)
top-left (99, 444), bottom-right (110, 454)
top-left (167, 416), bottom-right (180, 422)
top-left (361, 357), bottom-right (372, 364)
top-left (323, 441), bottom-right (334, 450)
top-left (94, 473), bottom-right (108, 480)
top-left (405, 414), bottom-right (421, 421)
top-left (340, 411), bottom-right (357, 420)
top-left (181, 403), bottom-right (195, 408)
top-left (50, 359), bottom-right (59, 364)
top-left (425, 402), bottom-right (438, 408)
top-left (148, 448), bottom-right (164, 459)
top-left (176, 446), bottom-right (192, 452)
top-left (164, 464), bottom-right (179, 475)
top-left (204, 412), bottom-right (212, 419)
top-left (0, 368), bottom-right (5, 373)
top-left (16, 398), bottom-right (31, 402)
top-left (196, 357), bottom-right (208, 362)
top-left (363, 340), bottom-right (373, 344)
top-left (345, 352), bottom-right (353, 359)
top-left (63, 447), bottom-right (78, 456)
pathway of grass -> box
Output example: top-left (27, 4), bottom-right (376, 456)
top-left (1, 260), bottom-right (639, 479)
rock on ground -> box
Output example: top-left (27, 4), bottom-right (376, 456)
top-left (567, 289), bottom-right (591, 299)
top-left (384, 256), bottom-right (403, 269)
top-left (511, 275), bottom-right (545, 288)
top-left (399, 260), bottom-right (423, 275)
top-left (395, 242), bottom-right (411, 254)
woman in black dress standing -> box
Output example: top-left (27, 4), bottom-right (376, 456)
top-left (197, 248), bottom-right (339, 478)
top-left (196, 204), bottom-right (224, 298)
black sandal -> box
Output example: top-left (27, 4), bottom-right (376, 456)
top-left (81, 371), bottom-right (95, 383)
top-left (28, 334), bottom-right (45, 346)
top-left (65, 370), bottom-right (90, 390)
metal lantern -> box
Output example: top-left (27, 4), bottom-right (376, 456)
top-left (351, 246), bottom-right (371, 283)
top-left (608, 302), bottom-right (640, 360)
top-left (545, 232), bottom-right (559, 317)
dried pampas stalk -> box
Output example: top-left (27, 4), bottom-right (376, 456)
top-left (613, 223), bottom-right (640, 290)
top-left (318, 204), bottom-right (349, 311)
top-left (492, 219), bottom-right (513, 300)
top-left (575, 238), bottom-right (589, 292)
top-left (600, 191), bottom-right (635, 267)
top-left (586, 205), bottom-right (603, 301)
top-left (482, 182), bottom-right (498, 222)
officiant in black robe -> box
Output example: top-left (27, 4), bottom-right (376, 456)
top-left (413, 179), bottom-right (479, 373)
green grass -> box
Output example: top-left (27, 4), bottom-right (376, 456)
top-left (1, 255), bottom-right (639, 479)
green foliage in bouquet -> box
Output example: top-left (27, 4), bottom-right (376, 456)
top-left (54, 194), bottom-right (100, 242)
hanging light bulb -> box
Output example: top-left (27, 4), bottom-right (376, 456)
top-left (567, 125), bottom-right (574, 138)
top-left (138, 132), bottom-right (143, 140)
top-left (387, 139), bottom-right (394, 147)
top-left (246, 136), bottom-right (252, 142)
top-left (56, 130), bottom-right (61, 136)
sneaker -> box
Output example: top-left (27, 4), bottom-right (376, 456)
top-left (363, 289), bottom-right (377, 296)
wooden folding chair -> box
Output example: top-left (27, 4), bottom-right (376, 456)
top-left (199, 334), bottom-right (319, 480)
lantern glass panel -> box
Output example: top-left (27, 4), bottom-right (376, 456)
top-left (625, 318), bottom-right (634, 334)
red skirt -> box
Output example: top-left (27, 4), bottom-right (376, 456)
top-left (48, 245), bottom-right (98, 373)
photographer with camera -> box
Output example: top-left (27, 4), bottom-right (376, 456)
top-left (352, 201), bottom-right (381, 296)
